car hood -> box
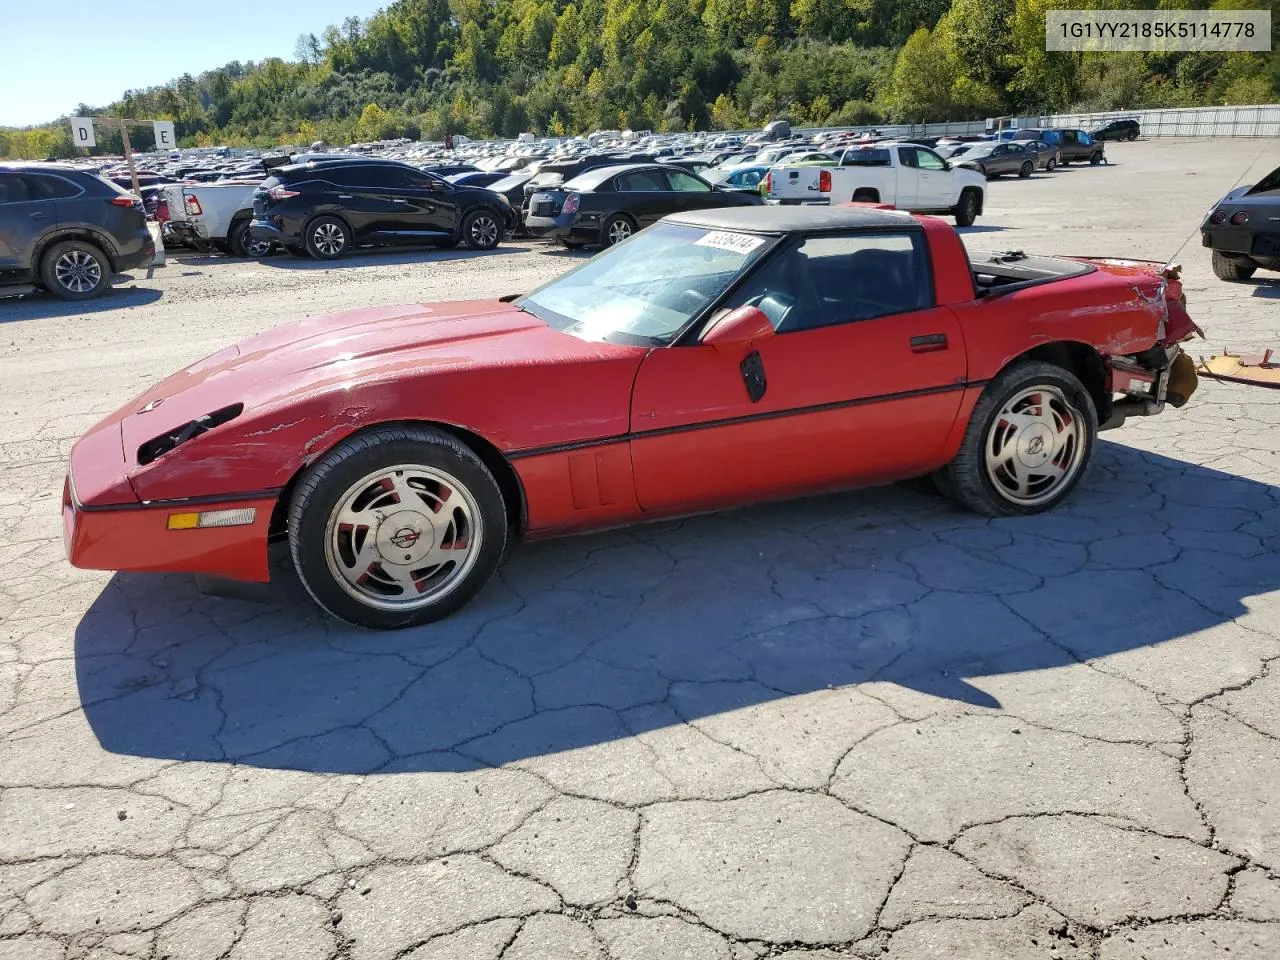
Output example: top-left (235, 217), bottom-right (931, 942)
top-left (114, 300), bottom-right (617, 468)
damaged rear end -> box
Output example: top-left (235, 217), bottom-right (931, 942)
top-left (1077, 258), bottom-right (1204, 431)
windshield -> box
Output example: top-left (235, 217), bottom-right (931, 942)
top-left (519, 222), bottom-right (775, 345)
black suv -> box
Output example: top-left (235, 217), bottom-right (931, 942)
top-left (1090, 118), bottom-right (1141, 142)
top-left (0, 164), bottom-right (154, 300)
top-left (250, 159), bottom-right (511, 260)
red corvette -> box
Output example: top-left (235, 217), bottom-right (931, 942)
top-left (64, 207), bottom-right (1201, 628)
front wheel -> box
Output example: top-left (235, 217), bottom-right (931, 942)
top-left (461, 209), bottom-right (502, 250)
top-left (40, 240), bottom-right (110, 300)
top-left (939, 362), bottom-right (1097, 517)
top-left (1212, 250), bottom-right (1257, 282)
top-left (954, 189), bottom-right (979, 228)
top-left (1019, 161), bottom-right (1033, 178)
top-left (288, 425), bottom-right (509, 629)
top-left (305, 216), bottom-right (350, 260)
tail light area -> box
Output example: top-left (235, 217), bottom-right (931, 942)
top-left (110, 196), bottom-right (143, 211)
top-left (818, 170), bottom-right (832, 192)
top-left (267, 186), bottom-right (300, 201)
top-left (184, 195), bottom-right (203, 217)
top-left (155, 200), bottom-right (170, 224)
top-left (764, 172), bottom-right (772, 194)
top-left (1229, 211), bottom-right (1249, 225)
top-left (562, 193), bottom-right (581, 216)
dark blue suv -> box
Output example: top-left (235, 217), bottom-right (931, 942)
top-left (0, 164), bottom-right (155, 300)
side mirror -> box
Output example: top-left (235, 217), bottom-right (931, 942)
top-left (702, 305), bottom-right (774, 351)
top-left (942, 161), bottom-right (951, 170)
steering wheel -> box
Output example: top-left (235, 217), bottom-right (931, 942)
top-left (744, 291), bottom-right (797, 329)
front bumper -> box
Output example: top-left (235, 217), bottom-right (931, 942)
top-left (63, 428), bottom-right (275, 583)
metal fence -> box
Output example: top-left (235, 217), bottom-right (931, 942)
top-left (790, 103), bottom-right (1280, 140)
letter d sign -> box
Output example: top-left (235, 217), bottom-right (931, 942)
top-left (70, 118), bottom-right (96, 148)
top-left (153, 121), bottom-right (175, 150)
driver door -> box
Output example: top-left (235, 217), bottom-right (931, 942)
top-left (912, 146), bottom-right (952, 208)
top-left (628, 231), bottom-right (967, 515)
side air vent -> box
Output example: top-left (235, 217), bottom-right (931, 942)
top-left (137, 403), bottom-right (244, 466)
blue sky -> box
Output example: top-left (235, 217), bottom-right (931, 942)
top-left (1, 0), bottom-right (388, 127)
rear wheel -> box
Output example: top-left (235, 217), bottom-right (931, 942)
top-left (1018, 161), bottom-right (1033, 178)
top-left (1089, 152), bottom-right (1102, 165)
top-left (1045, 158), bottom-right (1057, 172)
top-left (461, 209), bottom-right (502, 250)
top-left (954, 189), bottom-right (980, 228)
top-left (852, 189), bottom-right (880, 204)
top-left (941, 361), bottom-right (1097, 517)
top-left (305, 216), bottom-right (350, 260)
top-left (288, 425), bottom-right (509, 629)
top-left (602, 214), bottom-right (635, 247)
top-left (40, 240), bottom-right (110, 300)
top-left (228, 219), bottom-right (272, 258)
top-left (1127, 130), bottom-right (1138, 142)
top-left (1212, 250), bottom-right (1257, 282)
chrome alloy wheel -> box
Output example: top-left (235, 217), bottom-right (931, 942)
top-left (55, 250), bottom-right (102, 293)
top-left (324, 464), bottom-right (483, 612)
top-left (984, 385), bottom-right (1086, 507)
top-left (468, 213), bottom-right (499, 247)
top-left (606, 218), bottom-right (633, 244)
top-left (312, 222), bottom-right (346, 256)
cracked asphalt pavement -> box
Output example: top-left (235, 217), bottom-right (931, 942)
top-left (3, 137), bottom-right (1280, 959)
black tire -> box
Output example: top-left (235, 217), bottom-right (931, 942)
top-left (1212, 250), bottom-right (1257, 282)
top-left (602, 214), bottom-right (636, 247)
top-left (954, 189), bottom-right (980, 228)
top-left (304, 216), bottom-right (351, 260)
top-left (40, 240), bottom-right (111, 301)
top-left (288, 425), bottom-right (509, 629)
top-left (852, 189), bottom-right (880, 204)
top-left (1018, 161), bottom-right (1033, 178)
top-left (461, 208), bottom-right (503, 250)
top-left (1089, 152), bottom-right (1102, 165)
top-left (941, 361), bottom-right (1098, 518)
top-left (1045, 158), bottom-right (1057, 172)
top-left (228, 219), bottom-right (273, 259)
top-left (1127, 130), bottom-right (1138, 142)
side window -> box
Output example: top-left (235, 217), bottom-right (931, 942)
top-left (1078, 131), bottom-right (1092, 145)
top-left (383, 167), bottom-right (442, 190)
top-left (1062, 131), bottom-right (1079, 146)
top-left (664, 170), bottom-right (710, 192)
top-left (24, 174), bottom-right (82, 199)
top-left (916, 149), bottom-right (946, 170)
top-left (721, 232), bottom-right (933, 333)
top-left (325, 166), bottom-right (383, 188)
top-left (898, 147), bottom-right (920, 168)
top-left (992, 145), bottom-right (1007, 157)
top-left (617, 169), bottom-right (667, 192)
top-left (0, 174), bottom-right (32, 204)
top-left (737, 170), bottom-right (762, 187)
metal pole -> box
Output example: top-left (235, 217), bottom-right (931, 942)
top-left (120, 119), bottom-right (141, 198)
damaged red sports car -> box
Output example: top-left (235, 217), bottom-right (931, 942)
top-left (65, 206), bottom-right (1202, 628)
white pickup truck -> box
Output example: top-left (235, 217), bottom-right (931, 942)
top-left (160, 180), bottom-right (271, 257)
top-left (765, 141), bottom-right (987, 227)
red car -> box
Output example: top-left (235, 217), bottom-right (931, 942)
top-left (64, 207), bottom-right (1202, 629)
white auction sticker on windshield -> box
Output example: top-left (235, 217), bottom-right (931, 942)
top-left (695, 231), bottom-right (765, 254)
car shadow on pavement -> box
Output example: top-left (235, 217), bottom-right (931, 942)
top-left (75, 441), bottom-right (1280, 774)
top-left (0, 286), bottom-right (163, 323)
top-left (255, 246), bottom-right (534, 269)
top-left (1247, 278), bottom-right (1279, 299)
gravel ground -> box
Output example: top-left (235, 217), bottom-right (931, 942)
top-left (2, 137), bottom-right (1280, 960)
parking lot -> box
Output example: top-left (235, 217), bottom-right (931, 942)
top-left (3, 136), bottom-right (1280, 959)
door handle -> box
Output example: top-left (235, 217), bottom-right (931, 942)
top-left (30, 212), bottom-right (47, 220)
top-left (910, 334), bottom-right (948, 353)
top-left (392, 199), bottom-right (409, 204)
top-left (337, 194), bottom-right (353, 199)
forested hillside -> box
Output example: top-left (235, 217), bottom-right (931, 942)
top-left (3, 0), bottom-right (1278, 157)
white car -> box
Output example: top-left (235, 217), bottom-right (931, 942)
top-left (764, 141), bottom-right (987, 227)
